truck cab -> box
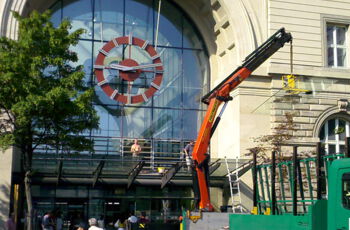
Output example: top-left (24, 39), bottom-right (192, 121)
top-left (328, 158), bottom-right (350, 230)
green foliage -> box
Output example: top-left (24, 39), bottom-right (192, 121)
top-left (0, 11), bottom-right (98, 160)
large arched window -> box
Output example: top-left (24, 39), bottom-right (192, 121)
top-left (49, 0), bottom-right (209, 157)
top-left (320, 117), bottom-right (350, 154)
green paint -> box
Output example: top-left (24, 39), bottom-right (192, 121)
top-left (231, 158), bottom-right (350, 230)
top-left (229, 200), bottom-right (327, 230)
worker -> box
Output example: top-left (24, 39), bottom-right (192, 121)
top-left (183, 141), bottom-right (195, 172)
top-left (131, 139), bottom-right (142, 157)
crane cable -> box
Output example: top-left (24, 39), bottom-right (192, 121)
top-left (251, 41), bottom-right (294, 113)
top-left (155, 0), bottom-right (162, 51)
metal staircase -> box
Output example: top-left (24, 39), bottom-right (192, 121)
top-left (225, 157), bottom-right (243, 213)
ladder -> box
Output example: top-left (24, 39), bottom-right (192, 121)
top-left (225, 157), bottom-right (243, 213)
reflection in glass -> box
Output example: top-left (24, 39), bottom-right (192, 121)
top-left (183, 110), bottom-right (203, 140)
top-left (153, 48), bottom-right (182, 108)
top-left (327, 26), bottom-right (333, 46)
top-left (183, 50), bottom-right (209, 109)
top-left (337, 48), bottom-right (346, 67)
top-left (328, 119), bottom-right (336, 140)
top-left (125, 0), bottom-right (153, 43)
top-left (122, 107), bottom-right (152, 138)
top-left (51, 0), bottom-right (209, 152)
top-left (94, 0), bottom-right (124, 41)
top-left (337, 26), bottom-right (346, 45)
top-left (328, 47), bottom-right (334, 67)
top-left (63, 0), bottom-right (93, 39)
top-left (153, 109), bottom-right (181, 139)
top-left (156, 0), bottom-right (182, 47)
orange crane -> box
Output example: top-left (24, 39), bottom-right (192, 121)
top-left (191, 28), bottom-right (292, 211)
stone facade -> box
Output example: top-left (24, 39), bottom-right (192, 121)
top-left (1, 0), bottom-right (350, 216)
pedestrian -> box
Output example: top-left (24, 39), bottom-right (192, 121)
top-left (114, 216), bottom-right (127, 230)
top-left (131, 139), bottom-right (142, 157)
top-left (127, 211), bottom-right (137, 224)
top-left (97, 214), bottom-right (105, 229)
top-left (56, 211), bottom-right (63, 230)
top-left (42, 211), bottom-right (55, 230)
top-left (6, 212), bottom-right (16, 230)
top-left (138, 212), bottom-right (149, 229)
top-left (183, 141), bottom-right (195, 171)
top-left (88, 218), bottom-right (102, 230)
top-left (127, 211), bottom-right (137, 229)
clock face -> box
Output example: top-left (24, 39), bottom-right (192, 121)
top-left (94, 34), bottom-right (163, 104)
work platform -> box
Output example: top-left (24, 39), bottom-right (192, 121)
top-left (29, 154), bottom-right (251, 188)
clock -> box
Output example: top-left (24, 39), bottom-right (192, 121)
top-left (94, 34), bottom-right (164, 104)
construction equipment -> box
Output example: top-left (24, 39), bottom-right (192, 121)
top-left (229, 139), bottom-right (350, 230)
top-left (191, 28), bottom-right (292, 211)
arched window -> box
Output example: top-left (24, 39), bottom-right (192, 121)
top-left (320, 117), bottom-right (350, 154)
top-left (49, 0), bottom-right (209, 157)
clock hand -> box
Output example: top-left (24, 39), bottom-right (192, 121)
top-left (129, 63), bottom-right (163, 70)
top-left (109, 63), bottom-right (133, 71)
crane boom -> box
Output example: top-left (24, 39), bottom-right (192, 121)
top-left (192, 28), bottom-right (292, 211)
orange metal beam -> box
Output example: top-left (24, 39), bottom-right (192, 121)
top-left (192, 67), bottom-right (252, 210)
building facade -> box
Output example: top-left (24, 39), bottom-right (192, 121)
top-left (1, 0), bottom-right (350, 229)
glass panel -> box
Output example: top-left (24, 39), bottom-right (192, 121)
top-left (152, 109), bottom-right (182, 139)
top-left (153, 48), bottom-right (182, 108)
top-left (94, 0), bottom-right (124, 41)
top-left (340, 145), bottom-right (345, 154)
top-left (342, 173), bottom-right (350, 209)
top-left (125, 0), bottom-right (153, 43)
top-left (337, 48), bottom-right (346, 67)
top-left (50, 1), bottom-right (62, 27)
top-left (328, 119), bottom-right (336, 140)
top-left (328, 47), bottom-right (334, 67)
top-left (69, 40), bottom-right (93, 84)
top-left (155, 0), bottom-right (182, 47)
top-left (320, 125), bottom-right (325, 141)
top-left (329, 144), bottom-right (336, 154)
top-left (183, 17), bottom-right (203, 49)
top-left (92, 105), bottom-right (122, 137)
top-left (336, 26), bottom-right (347, 45)
top-left (183, 110), bottom-right (204, 140)
top-left (327, 25), bottom-right (334, 46)
top-left (63, 0), bottom-right (93, 39)
top-left (183, 50), bottom-right (209, 109)
top-left (122, 107), bottom-right (152, 138)
top-left (339, 119), bottom-right (347, 140)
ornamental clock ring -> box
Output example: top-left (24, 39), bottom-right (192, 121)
top-left (94, 34), bottom-right (163, 104)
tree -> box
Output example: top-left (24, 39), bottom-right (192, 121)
top-left (248, 112), bottom-right (296, 163)
top-left (0, 11), bottom-right (98, 230)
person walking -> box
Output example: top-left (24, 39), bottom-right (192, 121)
top-left (88, 218), bottom-right (103, 230)
top-left (42, 212), bottom-right (55, 230)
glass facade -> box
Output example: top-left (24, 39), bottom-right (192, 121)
top-left (28, 1), bottom-right (210, 228)
top-left (49, 0), bottom-right (209, 144)
top-left (40, 0), bottom-right (211, 171)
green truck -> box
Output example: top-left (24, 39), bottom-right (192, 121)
top-left (230, 142), bottom-right (350, 230)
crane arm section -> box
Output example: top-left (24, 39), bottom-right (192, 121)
top-left (192, 28), bottom-right (292, 211)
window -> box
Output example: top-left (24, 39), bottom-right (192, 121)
top-left (320, 117), bottom-right (350, 154)
top-left (342, 173), bottom-right (350, 209)
top-left (327, 24), bottom-right (348, 68)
